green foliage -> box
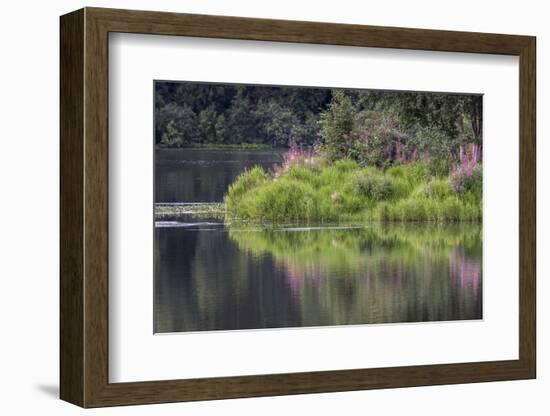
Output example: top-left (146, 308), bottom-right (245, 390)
top-left (352, 111), bottom-right (408, 168)
top-left (314, 90), bottom-right (482, 168)
top-left (155, 82), bottom-right (330, 147)
top-left (224, 166), bottom-right (269, 213)
top-left (451, 164), bottom-right (482, 196)
top-left (160, 120), bottom-right (183, 147)
top-left (319, 90), bottom-right (357, 161)
top-left (214, 114), bottom-right (226, 142)
top-left (159, 105), bottom-right (200, 147)
top-left (414, 126), bottom-right (456, 161)
top-left (155, 82), bottom-right (483, 172)
top-left (224, 160), bottom-right (481, 224)
top-left (198, 106), bottom-right (223, 143)
top-left (427, 157), bottom-right (453, 177)
top-left (225, 90), bottom-right (257, 144)
top-left (351, 171), bottom-right (392, 201)
top-left (421, 178), bottom-right (451, 200)
top-left (386, 162), bottom-right (428, 187)
top-left (253, 100), bottom-right (299, 146)
top-left (333, 158), bottom-right (359, 173)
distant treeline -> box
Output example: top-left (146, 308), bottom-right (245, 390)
top-left (155, 82), bottom-right (482, 166)
top-left (155, 82), bottom-right (330, 147)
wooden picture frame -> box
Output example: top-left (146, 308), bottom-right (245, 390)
top-left (60, 7), bottom-right (536, 408)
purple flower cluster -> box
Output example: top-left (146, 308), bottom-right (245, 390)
top-left (448, 143), bottom-right (481, 193)
top-left (270, 139), bottom-right (320, 178)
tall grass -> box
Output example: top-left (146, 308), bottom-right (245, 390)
top-left (224, 155), bottom-right (481, 224)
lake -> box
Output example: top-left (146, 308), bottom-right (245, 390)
top-left (154, 148), bottom-right (482, 333)
top-left (155, 148), bottom-right (284, 203)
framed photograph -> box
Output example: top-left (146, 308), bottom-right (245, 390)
top-left (60, 7), bottom-right (536, 407)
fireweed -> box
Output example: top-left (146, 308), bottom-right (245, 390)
top-left (269, 139), bottom-right (326, 179)
top-left (447, 144), bottom-right (482, 194)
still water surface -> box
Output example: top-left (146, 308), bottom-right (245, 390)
top-left (155, 148), bottom-right (283, 203)
top-left (154, 149), bottom-right (482, 333)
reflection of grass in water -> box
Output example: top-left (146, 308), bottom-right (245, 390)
top-left (228, 223), bottom-right (482, 325)
top-left (228, 223), bottom-right (481, 273)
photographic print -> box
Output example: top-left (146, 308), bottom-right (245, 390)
top-left (153, 81), bottom-right (482, 333)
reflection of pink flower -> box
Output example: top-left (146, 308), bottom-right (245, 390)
top-left (285, 265), bottom-right (301, 293)
top-left (279, 260), bottom-right (321, 294)
top-left (448, 250), bottom-right (481, 301)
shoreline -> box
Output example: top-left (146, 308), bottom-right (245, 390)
top-left (153, 202), bottom-right (482, 225)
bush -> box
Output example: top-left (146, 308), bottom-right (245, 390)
top-left (427, 157), bottom-right (452, 177)
top-left (333, 158), bottom-right (359, 173)
top-left (421, 179), bottom-right (451, 200)
top-left (387, 162), bottom-right (428, 187)
top-left (351, 171), bottom-right (392, 201)
top-left (319, 90), bottom-right (357, 161)
top-left (224, 166), bottom-right (269, 211)
top-left (159, 104), bottom-right (200, 146)
top-left (448, 163), bottom-right (482, 195)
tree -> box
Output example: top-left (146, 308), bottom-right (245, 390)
top-left (254, 101), bottom-right (299, 147)
top-left (159, 104), bottom-right (200, 146)
top-left (199, 106), bottom-right (221, 143)
top-left (290, 111), bottom-right (320, 146)
top-left (160, 120), bottom-right (183, 147)
top-left (463, 96), bottom-right (482, 145)
top-left (214, 114), bottom-right (226, 143)
top-left (319, 90), bottom-right (357, 161)
top-left (225, 90), bottom-right (257, 144)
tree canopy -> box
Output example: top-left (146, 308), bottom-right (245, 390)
top-left (155, 81), bottom-right (482, 167)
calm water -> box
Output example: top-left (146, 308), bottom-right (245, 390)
top-left (154, 149), bottom-right (482, 333)
top-left (155, 148), bottom-right (283, 203)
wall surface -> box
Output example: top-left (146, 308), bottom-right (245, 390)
top-left (0, 0), bottom-right (546, 414)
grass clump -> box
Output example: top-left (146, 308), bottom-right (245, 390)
top-left (224, 160), bottom-right (481, 224)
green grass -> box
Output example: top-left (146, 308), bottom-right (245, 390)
top-left (224, 160), bottom-right (482, 224)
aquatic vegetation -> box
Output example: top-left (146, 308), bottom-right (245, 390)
top-left (224, 153), bottom-right (482, 224)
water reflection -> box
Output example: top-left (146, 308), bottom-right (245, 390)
top-left (155, 148), bottom-right (282, 202)
top-left (154, 222), bottom-right (482, 333)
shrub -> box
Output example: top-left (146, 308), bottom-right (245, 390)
top-left (448, 162), bottom-right (482, 195)
top-left (286, 165), bottom-right (319, 186)
top-left (159, 105), bottom-right (200, 146)
top-left (236, 180), bottom-right (318, 223)
top-left (224, 166), bottom-right (269, 211)
top-left (448, 144), bottom-right (482, 194)
top-left (421, 178), bottom-right (451, 200)
top-left (319, 90), bottom-right (357, 161)
top-left (351, 171), bottom-right (392, 201)
top-left (333, 158), bottom-right (359, 173)
top-left (427, 157), bottom-right (453, 177)
top-left (388, 177), bottom-right (411, 200)
top-left (353, 111), bottom-right (413, 168)
top-left (387, 162), bottom-right (428, 187)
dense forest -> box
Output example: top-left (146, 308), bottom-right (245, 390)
top-left (155, 81), bottom-right (482, 169)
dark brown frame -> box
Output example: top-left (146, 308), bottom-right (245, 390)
top-left (60, 7), bottom-right (536, 408)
